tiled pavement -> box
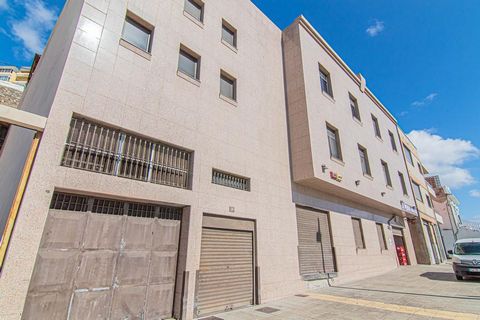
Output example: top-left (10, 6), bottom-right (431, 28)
top-left (204, 264), bottom-right (480, 320)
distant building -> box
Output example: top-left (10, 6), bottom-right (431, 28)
top-left (0, 81), bottom-right (24, 152)
top-left (0, 66), bottom-right (32, 87)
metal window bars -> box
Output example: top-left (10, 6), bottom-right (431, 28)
top-left (62, 118), bottom-right (192, 189)
top-left (50, 192), bottom-right (182, 220)
top-left (212, 169), bottom-right (250, 191)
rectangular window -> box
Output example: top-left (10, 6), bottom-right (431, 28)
top-left (352, 218), bottom-right (365, 249)
top-left (62, 117), bottom-right (193, 189)
top-left (418, 162), bottom-right (423, 174)
top-left (0, 124), bottom-right (8, 151)
top-left (381, 160), bottom-right (392, 187)
top-left (222, 20), bottom-right (237, 48)
top-left (389, 131), bottom-right (398, 152)
top-left (212, 169), bottom-right (250, 191)
top-left (319, 65), bottom-right (333, 97)
top-left (122, 15), bottom-right (153, 52)
top-left (358, 145), bottom-right (371, 176)
top-left (398, 172), bottom-right (408, 196)
top-left (0, 75), bottom-right (10, 81)
top-left (403, 144), bottom-right (414, 166)
top-left (327, 125), bottom-right (342, 161)
top-left (426, 195), bottom-right (433, 208)
top-left (376, 223), bottom-right (387, 250)
top-left (184, 0), bottom-right (204, 22)
top-left (349, 94), bottom-right (361, 121)
top-left (178, 47), bottom-right (200, 80)
top-left (413, 182), bottom-right (423, 202)
top-left (220, 71), bottom-right (236, 101)
top-left (371, 114), bottom-right (382, 138)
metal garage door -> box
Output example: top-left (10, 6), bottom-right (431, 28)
top-left (196, 227), bottom-right (254, 316)
top-left (23, 193), bottom-right (182, 320)
top-left (296, 206), bottom-right (335, 276)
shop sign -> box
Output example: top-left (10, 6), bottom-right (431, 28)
top-left (401, 201), bottom-right (417, 215)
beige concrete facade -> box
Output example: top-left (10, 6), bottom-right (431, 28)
top-left (282, 17), bottom-right (418, 284)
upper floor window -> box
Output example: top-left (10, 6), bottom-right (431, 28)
top-left (220, 71), bottom-right (236, 101)
top-left (0, 124), bottom-right (8, 151)
top-left (426, 194), bottom-right (433, 208)
top-left (389, 131), bottom-right (398, 152)
top-left (326, 124), bottom-right (342, 161)
top-left (184, 0), bottom-right (204, 22)
top-left (349, 94), bottom-right (361, 121)
top-left (0, 75), bottom-right (10, 81)
top-left (403, 144), bottom-right (414, 166)
top-left (178, 46), bottom-right (200, 80)
top-left (412, 182), bottom-right (423, 202)
top-left (381, 160), bottom-right (392, 187)
top-left (222, 20), bottom-right (237, 48)
top-left (319, 64), bottom-right (333, 97)
top-left (122, 14), bottom-right (153, 53)
top-left (371, 114), bottom-right (381, 138)
top-left (418, 162), bottom-right (423, 174)
top-left (398, 172), bottom-right (408, 196)
top-left (358, 144), bottom-right (371, 176)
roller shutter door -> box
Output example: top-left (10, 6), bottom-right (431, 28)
top-left (196, 228), bottom-right (254, 316)
top-left (296, 207), bottom-right (335, 276)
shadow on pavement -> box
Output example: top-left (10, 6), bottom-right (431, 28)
top-left (420, 272), bottom-right (480, 283)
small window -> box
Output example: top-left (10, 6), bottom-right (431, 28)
top-left (403, 144), bottom-right (414, 166)
top-left (184, 0), bottom-right (204, 22)
top-left (376, 223), bottom-right (387, 250)
top-left (122, 14), bottom-right (153, 52)
top-left (212, 169), bottom-right (250, 191)
top-left (220, 71), bottom-right (236, 101)
top-left (389, 131), bottom-right (398, 152)
top-left (418, 163), bottom-right (423, 174)
top-left (0, 75), bottom-right (10, 81)
top-left (413, 182), bottom-right (423, 202)
top-left (371, 114), bottom-right (381, 138)
top-left (358, 144), bottom-right (371, 176)
top-left (352, 218), bottom-right (365, 249)
top-left (349, 94), bottom-right (361, 121)
top-left (178, 46), bottom-right (200, 80)
top-left (327, 124), bottom-right (342, 161)
top-left (398, 172), bottom-right (408, 196)
top-left (381, 160), bottom-right (392, 187)
top-left (222, 20), bottom-right (237, 48)
top-left (426, 195), bottom-right (433, 208)
top-left (319, 64), bottom-right (333, 97)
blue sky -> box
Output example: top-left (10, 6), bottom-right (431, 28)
top-left (0, 0), bottom-right (479, 221)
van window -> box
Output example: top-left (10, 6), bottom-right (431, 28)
top-left (454, 242), bottom-right (480, 255)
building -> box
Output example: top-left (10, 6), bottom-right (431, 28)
top-left (0, 81), bottom-right (24, 152)
top-left (426, 175), bottom-right (462, 253)
top-left (282, 16), bottom-right (418, 284)
top-left (398, 131), bottom-right (443, 264)
top-left (0, 66), bottom-right (32, 87)
top-left (0, 0), bottom-right (303, 319)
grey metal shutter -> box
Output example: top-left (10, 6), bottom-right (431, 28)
top-left (376, 223), bottom-right (387, 250)
top-left (352, 218), bottom-right (365, 249)
top-left (197, 228), bottom-right (254, 316)
top-left (296, 207), bottom-right (335, 275)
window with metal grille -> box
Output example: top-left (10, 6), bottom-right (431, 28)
top-left (376, 223), bottom-right (387, 250)
top-left (349, 94), bottom-right (361, 121)
top-left (352, 218), bottom-right (365, 249)
top-left (62, 118), bottom-right (193, 189)
top-left (50, 192), bottom-right (182, 220)
top-left (0, 124), bottom-right (8, 151)
top-left (371, 114), bottom-right (382, 138)
top-left (326, 124), bottom-right (342, 161)
top-left (212, 169), bottom-right (250, 191)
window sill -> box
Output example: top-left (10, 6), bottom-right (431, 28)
top-left (119, 39), bottom-right (151, 61)
top-left (375, 136), bottom-right (383, 142)
top-left (356, 248), bottom-right (367, 255)
top-left (352, 117), bottom-right (362, 126)
top-left (177, 70), bottom-right (201, 87)
top-left (219, 94), bottom-right (237, 107)
top-left (330, 156), bottom-right (345, 166)
top-left (221, 39), bottom-right (238, 53)
top-left (363, 173), bottom-right (373, 181)
top-left (386, 185), bottom-right (394, 191)
top-left (183, 10), bottom-right (204, 28)
top-left (322, 91), bottom-right (335, 103)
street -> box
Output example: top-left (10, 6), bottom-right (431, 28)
top-left (209, 264), bottom-right (480, 320)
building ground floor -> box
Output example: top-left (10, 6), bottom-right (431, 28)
top-left (407, 214), bottom-right (446, 265)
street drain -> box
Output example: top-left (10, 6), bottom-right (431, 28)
top-left (256, 307), bottom-right (280, 314)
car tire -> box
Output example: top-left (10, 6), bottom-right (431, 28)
top-left (455, 275), bottom-right (463, 280)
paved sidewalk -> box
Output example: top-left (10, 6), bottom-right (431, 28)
top-left (205, 264), bottom-right (480, 320)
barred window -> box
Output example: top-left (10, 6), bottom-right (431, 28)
top-left (50, 192), bottom-right (182, 220)
top-left (62, 118), bottom-right (192, 189)
top-left (212, 169), bottom-right (250, 191)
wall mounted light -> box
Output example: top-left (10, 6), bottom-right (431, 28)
top-left (381, 192), bottom-right (386, 197)
top-left (355, 180), bottom-right (361, 186)
top-left (321, 165), bottom-right (328, 173)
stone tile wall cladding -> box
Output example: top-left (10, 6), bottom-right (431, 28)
top-left (23, 201), bottom-right (181, 319)
top-left (0, 85), bottom-right (22, 108)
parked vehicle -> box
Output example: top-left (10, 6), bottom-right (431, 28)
top-left (449, 238), bottom-right (480, 280)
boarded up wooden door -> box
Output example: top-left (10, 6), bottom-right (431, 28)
top-left (23, 200), bottom-right (181, 320)
top-left (296, 206), bottom-right (335, 276)
top-left (196, 227), bottom-right (254, 316)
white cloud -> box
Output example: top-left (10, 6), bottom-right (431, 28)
top-left (407, 130), bottom-right (480, 189)
top-left (469, 190), bottom-right (480, 198)
top-left (0, 0), bottom-right (8, 10)
top-left (9, 0), bottom-right (57, 57)
top-left (366, 20), bottom-right (384, 37)
top-left (411, 93), bottom-right (438, 107)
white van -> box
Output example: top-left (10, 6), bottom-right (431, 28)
top-left (450, 238), bottom-right (480, 280)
